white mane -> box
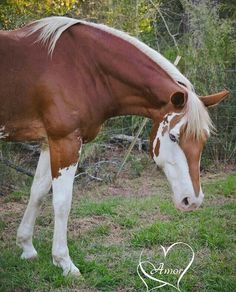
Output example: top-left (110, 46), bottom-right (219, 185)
top-left (26, 16), bottom-right (213, 138)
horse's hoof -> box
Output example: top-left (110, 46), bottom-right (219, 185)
top-left (20, 249), bottom-right (38, 260)
top-left (63, 263), bottom-right (81, 277)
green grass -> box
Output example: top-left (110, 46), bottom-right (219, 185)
top-left (75, 197), bottom-right (121, 217)
top-left (204, 173), bottom-right (236, 197)
top-left (0, 172), bottom-right (235, 291)
top-left (3, 190), bottom-right (26, 202)
top-left (0, 219), bottom-right (6, 231)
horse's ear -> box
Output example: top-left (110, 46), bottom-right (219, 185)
top-left (200, 90), bottom-right (230, 107)
top-left (171, 91), bottom-right (187, 108)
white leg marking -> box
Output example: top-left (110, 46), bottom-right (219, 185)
top-left (17, 148), bottom-right (51, 259)
top-left (52, 164), bottom-right (81, 276)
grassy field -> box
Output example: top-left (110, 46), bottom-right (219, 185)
top-left (0, 167), bottom-right (235, 291)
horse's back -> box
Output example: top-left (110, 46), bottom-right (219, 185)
top-left (0, 26), bottom-right (83, 142)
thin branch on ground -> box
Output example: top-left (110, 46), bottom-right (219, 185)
top-left (0, 156), bottom-right (34, 177)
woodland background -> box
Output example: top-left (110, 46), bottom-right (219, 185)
top-left (0, 0), bottom-right (235, 187)
top-left (0, 2), bottom-right (235, 291)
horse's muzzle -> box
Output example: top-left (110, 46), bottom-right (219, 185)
top-left (175, 192), bottom-right (204, 212)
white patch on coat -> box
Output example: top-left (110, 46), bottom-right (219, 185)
top-left (17, 148), bottom-right (52, 259)
top-left (78, 137), bottom-right (82, 156)
top-left (52, 163), bottom-right (80, 276)
top-left (152, 114), bottom-right (204, 211)
top-left (0, 126), bottom-right (9, 139)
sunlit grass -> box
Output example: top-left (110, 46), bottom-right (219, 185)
top-left (0, 172), bottom-right (235, 291)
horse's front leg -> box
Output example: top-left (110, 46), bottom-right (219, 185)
top-left (49, 133), bottom-right (82, 276)
top-left (17, 146), bottom-right (51, 259)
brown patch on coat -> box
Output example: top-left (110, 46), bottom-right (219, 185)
top-left (48, 131), bottom-right (82, 178)
top-left (179, 130), bottom-right (207, 196)
top-left (154, 138), bottom-right (160, 157)
top-left (169, 114), bottom-right (184, 130)
top-left (149, 122), bottom-right (160, 158)
top-left (162, 125), bottom-right (168, 136)
top-left (1, 20), bottom-right (187, 178)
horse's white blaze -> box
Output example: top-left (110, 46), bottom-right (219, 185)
top-left (17, 148), bottom-right (51, 259)
top-left (153, 114), bottom-right (204, 211)
top-left (52, 164), bottom-right (80, 276)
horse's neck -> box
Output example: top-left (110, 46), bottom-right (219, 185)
top-left (73, 25), bottom-right (178, 120)
top-left (100, 76), bottom-right (156, 119)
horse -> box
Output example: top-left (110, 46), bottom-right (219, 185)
top-left (0, 16), bottom-right (229, 276)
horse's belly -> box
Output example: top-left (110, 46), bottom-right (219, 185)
top-left (1, 120), bottom-right (47, 142)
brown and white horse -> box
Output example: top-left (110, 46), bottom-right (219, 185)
top-left (0, 17), bottom-right (228, 276)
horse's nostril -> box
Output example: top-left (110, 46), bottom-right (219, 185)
top-left (182, 197), bottom-right (190, 206)
top-left (178, 197), bottom-right (200, 211)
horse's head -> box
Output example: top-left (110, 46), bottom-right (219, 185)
top-left (150, 90), bottom-right (229, 211)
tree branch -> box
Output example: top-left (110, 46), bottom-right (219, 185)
top-left (149, 0), bottom-right (180, 52)
top-left (0, 157), bottom-right (34, 177)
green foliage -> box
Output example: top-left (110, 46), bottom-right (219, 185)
top-left (178, 0), bottom-right (236, 163)
top-left (0, 0), bottom-right (79, 29)
top-left (181, 0), bottom-right (235, 92)
top-left (128, 154), bottom-right (149, 177)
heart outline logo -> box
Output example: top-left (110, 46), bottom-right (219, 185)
top-left (137, 242), bottom-right (195, 291)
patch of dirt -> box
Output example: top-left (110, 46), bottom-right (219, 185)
top-left (69, 215), bottom-right (109, 236)
top-left (0, 200), bottom-right (25, 215)
top-left (139, 211), bottom-right (171, 222)
top-left (0, 198), bottom-right (26, 242)
top-left (0, 184), bottom-right (17, 197)
top-left (195, 247), bottom-right (211, 261)
top-left (206, 196), bottom-right (236, 206)
top-left (69, 215), bottom-right (126, 245)
top-left (107, 175), bottom-right (169, 198)
top-left (105, 222), bottom-right (124, 244)
top-left (202, 171), bottom-right (235, 182)
top-left (75, 168), bottom-right (170, 202)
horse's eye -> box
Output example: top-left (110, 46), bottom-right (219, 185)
top-left (169, 133), bottom-right (177, 142)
